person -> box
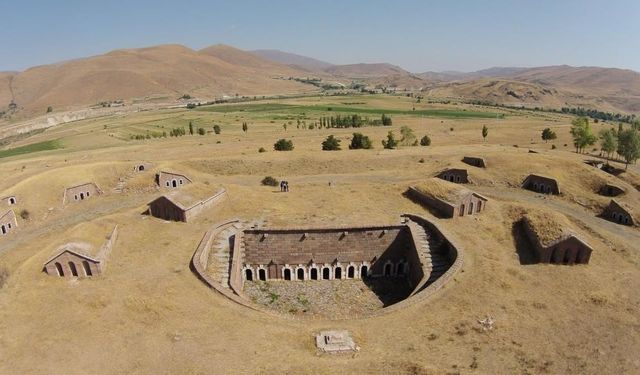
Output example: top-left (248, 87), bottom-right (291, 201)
top-left (279, 180), bottom-right (285, 192)
top-left (284, 181), bottom-right (289, 192)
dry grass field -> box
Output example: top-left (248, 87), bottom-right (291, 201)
top-left (0, 94), bottom-right (638, 374)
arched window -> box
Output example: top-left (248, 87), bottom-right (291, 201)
top-left (297, 268), bottom-right (305, 280)
top-left (468, 202), bottom-right (474, 215)
top-left (334, 267), bottom-right (342, 279)
top-left (477, 201), bottom-right (482, 212)
top-left (258, 268), bottom-right (266, 281)
top-left (456, 176), bottom-right (461, 182)
top-left (449, 176), bottom-right (454, 182)
top-left (172, 180), bottom-right (177, 188)
top-left (322, 267), bottom-right (330, 280)
top-left (74, 195), bottom-right (78, 200)
top-left (80, 193), bottom-right (85, 200)
top-left (166, 181), bottom-right (170, 187)
top-left (82, 261), bottom-right (92, 276)
top-left (139, 165), bottom-right (145, 171)
top-left (179, 179), bottom-right (183, 185)
top-left (9, 197), bottom-right (15, 205)
top-left (460, 204), bottom-right (465, 216)
top-left (360, 265), bottom-right (369, 279)
top-left (384, 263), bottom-right (393, 276)
top-left (68, 262), bottom-right (78, 277)
top-left (396, 262), bottom-right (405, 276)
top-left (347, 265), bottom-right (355, 279)
top-left (547, 186), bottom-right (552, 194)
top-left (283, 268), bottom-right (292, 280)
top-left (1, 225), bottom-right (5, 235)
top-left (533, 182), bottom-right (538, 191)
top-left (55, 262), bottom-right (64, 276)
top-left (86, 191), bottom-right (90, 197)
top-left (310, 268), bottom-right (318, 280)
top-left (245, 268), bottom-right (253, 281)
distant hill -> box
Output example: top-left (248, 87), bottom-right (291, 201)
top-left (0, 44), bottom-right (312, 115)
top-left (250, 49), bottom-right (334, 72)
top-left (324, 63), bottom-right (410, 78)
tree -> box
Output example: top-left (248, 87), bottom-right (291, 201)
top-left (283, 123), bottom-right (287, 131)
top-left (349, 133), bottom-right (373, 149)
top-left (46, 106), bottom-right (53, 113)
top-left (261, 176), bottom-right (279, 186)
top-left (381, 114), bottom-right (392, 126)
top-left (400, 126), bottom-right (417, 146)
top-left (273, 138), bottom-right (294, 151)
top-left (420, 135), bottom-right (431, 146)
top-left (321, 135), bottom-right (341, 151)
top-left (617, 128), bottom-right (640, 170)
top-left (541, 128), bottom-right (557, 143)
top-left (189, 121), bottom-right (194, 135)
top-left (382, 131), bottom-right (398, 149)
top-left (213, 125), bottom-right (221, 134)
top-left (242, 122), bottom-right (248, 133)
top-left (197, 127), bottom-right (206, 135)
top-left (570, 117), bottom-right (596, 153)
top-left (482, 125), bottom-right (489, 141)
top-left (599, 128), bottom-right (617, 159)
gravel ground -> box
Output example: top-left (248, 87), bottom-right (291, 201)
top-left (244, 278), bottom-right (412, 319)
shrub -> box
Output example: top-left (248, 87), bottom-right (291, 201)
top-left (261, 176), bottom-right (279, 186)
top-left (420, 135), bottom-right (431, 146)
top-left (46, 106), bottom-right (53, 113)
top-left (349, 133), bottom-right (373, 149)
top-left (258, 147), bottom-right (266, 153)
top-left (382, 131), bottom-right (398, 149)
top-left (321, 135), bottom-right (341, 151)
top-left (213, 125), bottom-right (221, 134)
top-left (197, 127), bottom-right (205, 135)
top-left (419, 158), bottom-right (425, 163)
top-left (273, 139), bottom-right (294, 151)
top-left (19, 209), bottom-right (30, 220)
top-left (551, 144), bottom-right (557, 149)
top-left (186, 103), bottom-right (196, 109)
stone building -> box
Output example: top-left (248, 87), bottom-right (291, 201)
top-left (599, 183), bottom-right (625, 197)
top-left (462, 156), bottom-right (486, 168)
top-left (436, 168), bottom-right (469, 183)
top-left (408, 179), bottom-right (488, 218)
top-left (0, 210), bottom-right (18, 236)
top-left (148, 186), bottom-right (226, 223)
top-left (2, 196), bottom-right (17, 206)
top-left (43, 225), bottom-right (118, 278)
top-left (522, 213), bottom-right (592, 264)
top-left (133, 162), bottom-right (152, 172)
top-left (156, 171), bottom-right (192, 188)
top-left (63, 183), bottom-right (102, 204)
top-left (522, 174), bottom-right (560, 195)
top-left (601, 200), bottom-right (635, 226)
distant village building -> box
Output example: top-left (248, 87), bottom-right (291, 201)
top-left (134, 162), bottom-right (152, 172)
top-left (2, 196), bottom-right (17, 206)
top-left (522, 213), bottom-right (592, 264)
top-left (43, 226), bottom-right (118, 278)
top-left (436, 168), bottom-right (469, 184)
top-left (408, 179), bottom-right (488, 218)
top-left (602, 200), bottom-right (635, 226)
top-left (522, 174), bottom-right (560, 195)
top-left (156, 171), bottom-right (192, 188)
top-left (63, 183), bottom-right (102, 204)
top-left (599, 183), bottom-right (625, 197)
top-left (148, 186), bottom-right (226, 222)
top-left (462, 156), bottom-right (486, 168)
top-left (0, 210), bottom-right (18, 236)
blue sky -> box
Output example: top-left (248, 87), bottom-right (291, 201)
top-left (2, 0), bottom-right (639, 72)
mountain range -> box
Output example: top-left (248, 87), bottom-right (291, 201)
top-left (2, 44), bottom-right (639, 118)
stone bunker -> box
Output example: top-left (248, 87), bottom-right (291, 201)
top-left (192, 214), bottom-right (462, 318)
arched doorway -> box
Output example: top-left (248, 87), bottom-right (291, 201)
top-left (396, 263), bottom-right (405, 276)
top-left (468, 202), bottom-right (474, 215)
top-left (310, 268), bottom-right (318, 280)
top-left (245, 268), bottom-right (253, 281)
top-left (360, 265), bottom-right (368, 279)
top-left (334, 267), bottom-right (342, 279)
top-left (82, 261), bottom-right (92, 276)
top-left (258, 268), bottom-right (266, 281)
top-left (347, 266), bottom-right (355, 279)
top-left (9, 197), bottom-right (15, 205)
top-left (1, 225), bottom-right (5, 234)
top-left (460, 204), bottom-right (465, 216)
top-left (138, 165), bottom-right (145, 171)
top-left (55, 262), bottom-right (64, 276)
top-left (80, 193), bottom-right (85, 200)
top-left (384, 263), bottom-right (392, 276)
top-left (477, 201), bottom-right (482, 212)
top-left (283, 268), bottom-right (292, 280)
top-left (172, 179), bottom-right (177, 188)
top-left (297, 268), bottom-right (304, 280)
top-left (322, 267), bottom-right (330, 280)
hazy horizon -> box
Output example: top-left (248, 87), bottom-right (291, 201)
top-left (3, 0), bottom-right (639, 73)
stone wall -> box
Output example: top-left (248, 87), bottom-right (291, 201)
top-left (156, 172), bottom-right (191, 188)
top-left (522, 220), bottom-right (592, 264)
top-left (523, 175), bottom-right (560, 195)
top-left (148, 197), bottom-right (186, 222)
top-left (0, 210), bottom-right (18, 237)
top-left (183, 188), bottom-right (227, 222)
top-left (452, 193), bottom-right (487, 218)
top-left (407, 187), bottom-right (455, 218)
top-left (44, 252), bottom-right (100, 277)
top-left (437, 169), bottom-right (469, 184)
top-left (462, 156), bottom-right (486, 168)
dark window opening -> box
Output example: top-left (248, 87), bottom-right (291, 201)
top-left (82, 261), bottom-right (92, 276)
top-left (80, 193), bottom-right (85, 200)
top-left (297, 268), bottom-right (304, 280)
top-left (68, 262), bottom-right (78, 277)
top-left (460, 204), bottom-right (465, 216)
top-left (347, 266), bottom-right (355, 278)
top-left (361, 265), bottom-right (368, 279)
top-left (9, 198), bottom-right (15, 205)
top-left (477, 201), bottom-right (482, 212)
top-left (397, 263), bottom-right (405, 275)
top-left (245, 269), bottom-right (253, 281)
top-left (258, 268), bottom-right (266, 281)
top-left (1, 225), bottom-right (5, 234)
top-left (310, 268), bottom-right (318, 280)
top-left (139, 165), bottom-right (145, 171)
top-left (55, 262), bottom-right (64, 276)
top-left (172, 180), bottom-right (177, 188)
top-left (284, 268), bottom-right (291, 280)
top-left (322, 267), bottom-right (330, 280)
top-left (334, 267), bottom-right (342, 279)
top-left (468, 202), bottom-right (474, 215)
top-left (384, 263), bottom-right (392, 276)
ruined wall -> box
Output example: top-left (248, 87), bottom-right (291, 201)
top-left (183, 189), bottom-right (227, 222)
top-left (523, 175), bottom-right (560, 195)
top-left (148, 197), bottom-right (186, 222)
top-left (407, 187), bottom-right (455, 218)
top-left (437, 169), bottom-right (469, 184)
top-left (63, 183), bottom-right (102, 204)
